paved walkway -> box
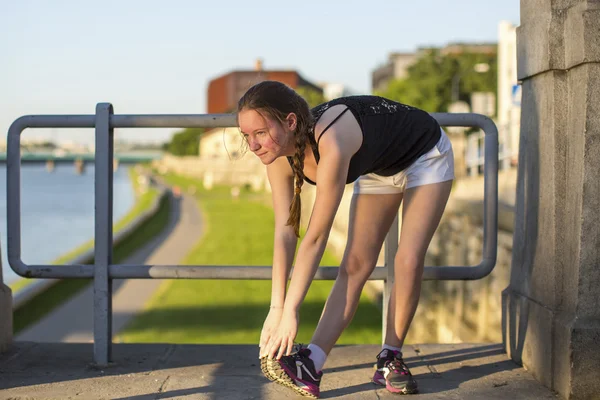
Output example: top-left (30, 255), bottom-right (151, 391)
top-left (16, 191), bottom-right (203, 343)
top-left (0, 343), bottom-right (557, 399)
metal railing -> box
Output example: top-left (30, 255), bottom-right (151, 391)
top-left (6, 104), bottom-right (498, 365)
top-left (466, 124), bottom-right (516, 175)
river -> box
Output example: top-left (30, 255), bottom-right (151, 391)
top-left (0, 164), bottom-right (135, 286)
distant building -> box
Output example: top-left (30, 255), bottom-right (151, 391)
top-left (440, 43), bottom-right (497, 56)
top-left (371, 52), bottom-right (419, 93)
top-left (206, 59), bottom-right (323, 114)
top-left (372, 43), bottom-right (497, 93)
top-left (199, 127), bottom-right (244, 159)
top-left (318, 82), bottom-right (356, 101)
top-left (470, 92), bottom-right (496, 117)
top-left (497, 21), bottom-right (520, 167)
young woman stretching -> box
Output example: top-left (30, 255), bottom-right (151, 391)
top-left (237, 81), bottom-right (454, 397)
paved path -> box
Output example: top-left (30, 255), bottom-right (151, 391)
top-left (16, 191), bottom-right (203, 343)
top-left (0, 343), bottom-right (557, 399)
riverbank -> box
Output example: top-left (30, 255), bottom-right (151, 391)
top-left (15, 188), bottom-right (203, 343)
top-left (11, 166), bottom-right (171, 334)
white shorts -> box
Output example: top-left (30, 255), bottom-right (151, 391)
top-left (354, 128), bottom-right (455, 195)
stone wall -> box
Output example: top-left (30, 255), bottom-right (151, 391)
top-left (409, 203), bottom-right (514, 344)
top-left (503, 1), bottom-right (600, 397)
top-left (154, 154), bottom-right (269, 192)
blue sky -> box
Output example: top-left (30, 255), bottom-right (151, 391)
top-left (1, 0), bottom-right (520, 146)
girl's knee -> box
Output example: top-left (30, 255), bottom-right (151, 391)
top-left (394, 253), bottom-right (423, 272)
top-left (339, 253), bottom-right (375, 283)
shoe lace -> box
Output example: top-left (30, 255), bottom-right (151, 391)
top-left (290, 343), bottom-right (307, 360)
top-left (387, 358), bottom-right (411, 376)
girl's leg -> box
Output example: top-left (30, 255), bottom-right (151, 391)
top-left (374, 180), bottom-right (452, 395)
top-left (384, 180), bottom-right (453, 347)
top-left (310, 192), bottom-right (403, 355)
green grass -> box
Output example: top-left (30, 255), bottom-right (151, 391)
top-left (12, 167), bottom-right (172, 334)
top-left (118, 173), bottom-right (383, 345)
top-left (8, 278), bottom-right (33, 293)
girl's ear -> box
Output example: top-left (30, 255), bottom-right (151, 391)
top-left (286, 113), bottom-right (298, 131)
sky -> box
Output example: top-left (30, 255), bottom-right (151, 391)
top-left (0, 0), bottom-right (520, 146)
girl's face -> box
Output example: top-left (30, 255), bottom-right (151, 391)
top-left (238, 108), bottom-right (297, 164)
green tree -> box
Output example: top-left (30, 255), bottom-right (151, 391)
top-left (163, 128), bottom-right (205, 156)
top-left (296, 86), bottom-right (326, 108)
top-left (376, 49), bottom-right (497, 114)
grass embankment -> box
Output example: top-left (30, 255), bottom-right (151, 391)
top-left (12, 167), bottom-right (171, 334)
top-left (118, 173), bottom-right (382, 345)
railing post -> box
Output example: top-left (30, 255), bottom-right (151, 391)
top-left (382, 213), bottom-right (399, 344)
top-left (94, 103), bottom-right (114, 366)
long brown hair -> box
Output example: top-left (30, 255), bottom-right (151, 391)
top-left (237, 81), bottom-right (313, 237)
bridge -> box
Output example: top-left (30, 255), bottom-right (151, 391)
top-left (0, 151), bottom-right (163, 164)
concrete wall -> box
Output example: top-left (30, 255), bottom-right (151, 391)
top-left (502, 1), bottom-right (600, 398)
top-left (0, 246), bottom-right (13, 352)
top-left (155, 153), bottom-right (270, 193)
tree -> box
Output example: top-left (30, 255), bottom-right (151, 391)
top-left (296, 86), bottom-right (326, 108)
top-left (376, 49), bottom-right (498, 114)
top-left (163, 127), bottom-right (205, 156)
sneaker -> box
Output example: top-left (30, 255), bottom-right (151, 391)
top-left (259, 343), bottom-right (304, 382)
top-left (260, 356), bottom-right (277, 382)
top-left (372, 349), bottom-right (418, 394)
top-left (270, 347), bottom-right (322, 398)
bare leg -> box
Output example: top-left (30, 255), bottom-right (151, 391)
top-left (384, 181), bottom-right (453, 347)
top-left (310, 192), bottom-right (403, 354)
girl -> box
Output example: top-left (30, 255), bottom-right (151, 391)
top-left (237, 81), bottom-right (454, 397)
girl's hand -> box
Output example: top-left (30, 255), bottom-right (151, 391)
top-left (265, 310), bottom-right (299, 360)
top-left (259, 307), bottom-right (283, 358)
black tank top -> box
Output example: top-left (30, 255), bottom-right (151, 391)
top-left (287, 95), bottom-right (441, 185)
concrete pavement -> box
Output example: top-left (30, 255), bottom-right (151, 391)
top-left (16, 192), bottom-right (203, 343)
top-left (0, 343), bottom-right (557, 399)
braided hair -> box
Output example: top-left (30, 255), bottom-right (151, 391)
top-left (237, 81), bottom-right (313, 238)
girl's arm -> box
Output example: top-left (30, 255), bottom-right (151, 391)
top-left (266, 107), bottom-right (363, 359)
top-left (266, 156), bottom-right (298, 307)
top-left (282, 138), bottom-right (353, 314)
top-left (259, 156), bottom-right (298, 355)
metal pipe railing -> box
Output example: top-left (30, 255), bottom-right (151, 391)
top-left (6, 104), bottom-right (499, 365)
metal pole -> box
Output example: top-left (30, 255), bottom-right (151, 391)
top-left (93, 103), bottom-right (114, 366)
top-left (451, 73), bottom-right (461, 103)
top-left (6, 112), bottom-right (498, 282)
top-left (382, 214), bottom-right (399, 344)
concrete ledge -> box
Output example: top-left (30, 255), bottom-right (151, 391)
top-left (502, 288), bottom-right (555, 390)
top-left (564, 1), bottom-right (600, 68)
top-left (517, 0), bottom-right (600, 80)
top-left (0, 342), bottom-right (557, 399)
top-left (0, 283), bottom-right (12, 352)
top-left (570, 318), bottom-right (600, 398)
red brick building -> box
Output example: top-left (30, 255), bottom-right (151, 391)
top-left (207, 61), bottom-right (323, 114)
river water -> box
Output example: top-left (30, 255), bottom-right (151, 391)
top-left (0, 164), bottom-right (135, 286)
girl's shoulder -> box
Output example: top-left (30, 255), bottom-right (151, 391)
top-left (311, 95), bottom-right (417, 122)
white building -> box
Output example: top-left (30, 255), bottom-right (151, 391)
top-left (199, 127), bottom-right (246, 159)
top-left (497, 20), bottom-right (521, 167)
top-left (318, 82), bottom-right (356, 101)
